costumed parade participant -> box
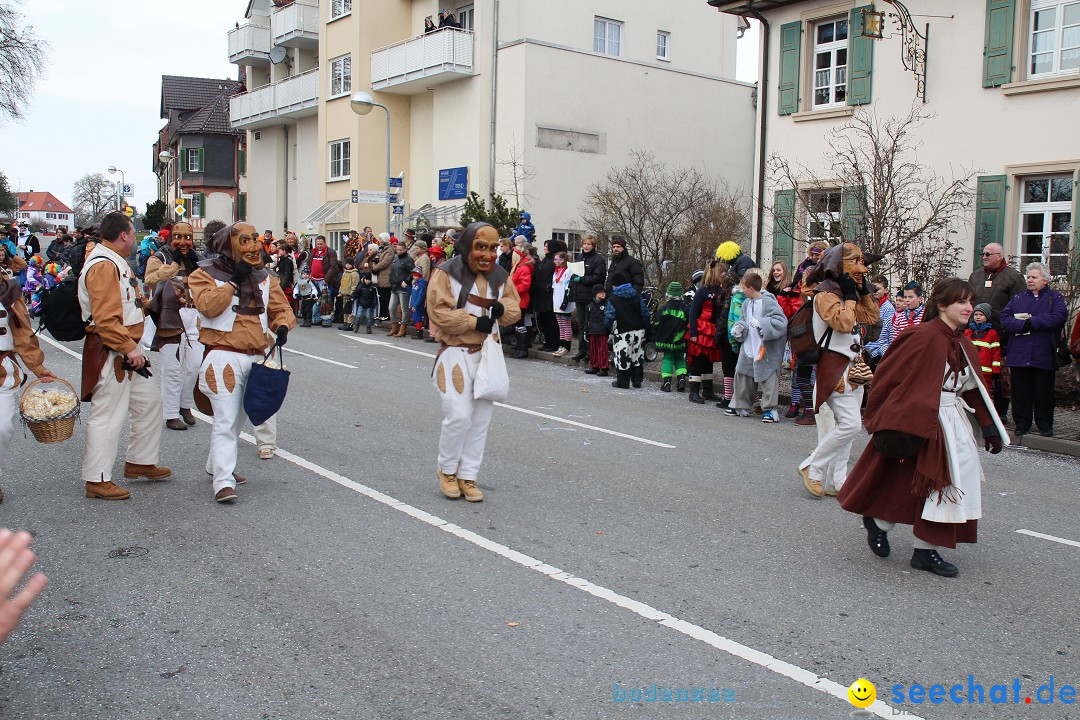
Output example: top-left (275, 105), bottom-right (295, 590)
top-left (144, 222), bottom-right (202, 431)
top-left (427, 222), bottom-right (521, 503)
top-left (189, 223), bottom-right (295, 503)
top-left (79, 212), bottom-right (169, 500)
top-left (0, 253), bottom-right (56, 502)
top-left (839, 278), bottom-right (1007, 577)
top-left (796, 243), bottom-right (880, 498)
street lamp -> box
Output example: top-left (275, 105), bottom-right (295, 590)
top-left (107, 165), bottom-right (125, 212)
top-left (158, 150), bottom-right (179, 219)
top-left (350, 91), bottom-right (391, 234)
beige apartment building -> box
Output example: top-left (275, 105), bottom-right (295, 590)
top-left (229, 0), bottom-right (756, 252)
top-left (710, 0), bottom-right (1079, 276)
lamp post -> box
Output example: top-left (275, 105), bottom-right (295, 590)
top-left (158, 150), bottom-right (179, 220)
top-left (107, 165), bottom-right (125, 212)
top-left (350, 91), bottom-right (391, 234)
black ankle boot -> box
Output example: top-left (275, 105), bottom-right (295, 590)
top-left (910, 549), bottom-right (958, 577)
top-left (676, 375), bottom-right (687, 392)
top-left (688, 381), bottom-right (704, 404)
top-left (660, 379), bottom-right (672, 392)
top-left (701, 379), bottom-right (723, 402)
top-left (863, 516), bottom-right (890, 558)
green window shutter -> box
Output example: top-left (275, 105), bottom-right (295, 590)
top-left (238, 149), bottom-right (247, 176)
top-left (772, 189), bottom-right (796, 264)
top-left (197, 192), bottom-right (206, 218)
top-left (841, 185), bottom-right (866, 243)
top-left (237, 192), bottom-right (247, 221)
top-left (983, 0), bottom-right (1016, 88)
top-left (974, 175), bottom-right (1008, 266)
top-left (196, 148), bottom-right (205, 173)
top-left (777, 22), bottom-right (802, 115)
top-left (848, 7), bottom-right (874, 105)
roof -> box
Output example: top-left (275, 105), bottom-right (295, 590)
top-left (160, 75), bottom-right (243, 118)
top-left (176, 94), bottom-right (239, 135)
top-left (17, 192), bottom-right (73, 214)
top-left (708, 0), bottom-right (808, 14)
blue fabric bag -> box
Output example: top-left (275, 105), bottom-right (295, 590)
top-left (243, 346), bottom-right (290, 426)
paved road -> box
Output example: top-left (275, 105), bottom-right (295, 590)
top-left (3, 326), bottom-right (1078, 719)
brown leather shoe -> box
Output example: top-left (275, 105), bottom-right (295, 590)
top-left (798, 465), bottom-right (824, 498)
top-left (165, 418), bottom-right (188, 431)
top-left (439, 470), bottom-right (461, 499)
top-left (386, 322), bottom-right (399, 336)
top-left (86, 481), bottom-right (131, 500)
top-left (457, 478), bottom-right (484, 502)
top-left (124, 463), bottom-right (173, 481)
top-left (794, 409), bottom-right (816, 426)
top-left (215, 487), bottom-right (238, 503)
top-left (394, 323), bottom-right (408, 337)
top-left (205, 470), bottom-right (246, 485)
top-left (179, 408), bottom-right (197, 426)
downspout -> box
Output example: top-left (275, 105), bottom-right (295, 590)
top-left (488, 0), bottom-right (500, 196)
top-left (283, 123), bottom-right (289, 231)
top-left (746, 1), bottom-right (769, 265)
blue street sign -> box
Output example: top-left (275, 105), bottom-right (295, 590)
top-left (438, 166), bottom-right (469, 201)
top-left (393, 205), bottom-right (404, 215)
top-left (388, 177), bottom-right (403, 188)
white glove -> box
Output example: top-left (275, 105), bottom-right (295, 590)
top-left (748, 317), bottom-right (761, 330)
top-left (731, 322), bottom-right (745, 341)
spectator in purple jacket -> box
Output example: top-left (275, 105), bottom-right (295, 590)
top-left (999, 262), bottom-right (1068, 437)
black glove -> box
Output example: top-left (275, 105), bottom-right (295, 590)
top-left (489, 301), bottom-right (505, 320)
top-left (838, 275), bottom-right (859, 301)
top-left (276, 325), bottom-right (289, 347)
top-left (982, 426), bottom-right (1002, 454)
top-left (231, 262), bottom-right (252, 284)
top-left (1022, 319), bottom-right (1033, 334)
top-left (858, 277), bottom-right (872, 296)
top-left (475, 315), bottom-right (495, 334)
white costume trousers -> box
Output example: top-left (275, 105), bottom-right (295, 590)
top-left (434, 347), bottom-right (494, 481)
top-left (199, 349), bottom-right (254, 494)
top-left (159, 307), bottom-right (203, 420)
top-left (0, 355), bottom-right (21, 481)
top-left (803, 381), bottom-right (864, 492)
top-left (254, 415), bottom-right (277, 451)
top-left (81, 351), bottom-right (164, 484)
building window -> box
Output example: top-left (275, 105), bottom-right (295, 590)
top-left (806, 190), bottom-right (843, 243)
top-left (551, 230), bottom-right (583, 255)
top-left (594, 17), bottom-right (622, 56)
top-left (189, 193), bottom-right (203, 219)
top-left (186, 147), bottom-right (204, 172)
top-left (657, 31), bottom-right (670, 60)
top-left (1029, 0), bottom-right (1080, 77)
top-left (329, 139), bottom-right (351, 180)
top-left (327, 230), bottom-right (348, 253)
top-left (1018, 174), bottom-right (1074, 276)
top-left (330, 55), bottom-right (351, 98)
top-left (457, 5), bottom-right (474, 31)
top-left (330, 0), bottom-right (351, 19)
top-left (812, 18), bottom-right (848, 108)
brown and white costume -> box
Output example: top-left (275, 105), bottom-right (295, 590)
top-left (79, 242), bottom-right (164, 484)
top-left (189, 226), bottom-right (295, 497)
top-left (145, 243), bottom-right (203, 423)
top-left (0, 278), bottom-right (47, 493)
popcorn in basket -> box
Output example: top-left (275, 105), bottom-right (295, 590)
top-left (20, 378), bottom-right (80, 444)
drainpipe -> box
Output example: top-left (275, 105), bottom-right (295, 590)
top-left (283, 124), bottom-right (289, 231)
top-left (746, 1), bottom-right (769, 265)
top-left (488, 0), bottom-right (500, 196)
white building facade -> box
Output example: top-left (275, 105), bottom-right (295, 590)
top-left (711, 0), bottom-right (1079, 277)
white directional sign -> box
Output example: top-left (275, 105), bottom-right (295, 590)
top-left (353, 190), bottom-right (389, 204)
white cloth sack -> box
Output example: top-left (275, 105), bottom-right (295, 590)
top-left (473, 324), bottom-right (509, 402)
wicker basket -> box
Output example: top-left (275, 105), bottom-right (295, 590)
top-left (20, 377), bottom-right (80, 444)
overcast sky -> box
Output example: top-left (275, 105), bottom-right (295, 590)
top-left (0, 1), bottom-right (759, 218)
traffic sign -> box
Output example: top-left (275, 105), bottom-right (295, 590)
top-left (353, 190), bottom-right (388, 204)
top-left (175, 199), bottom-right (187, 217)
top-left (392, 205), bottom-right (404, 215)
top-left (123, 206), bottom-right (134, 218)
top-left (351, 190), bottom-right (359, 203)
top-left (121, 183), bottom-right (134, 197)
top-left (388, 177), bottom-right (403, 188)
top-left (388, 192), bottom-right (399, 204)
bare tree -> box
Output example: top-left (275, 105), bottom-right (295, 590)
top-left (72, 173), bottom-right (116, 227)
top-left (768, 103), bottom-right (976, 288)
top-left (496, 139), bottom-right (537, 210)
top-left (580, 151), bottom-right (750, 290)
top-left (0, 1), bottom-right (47, 124)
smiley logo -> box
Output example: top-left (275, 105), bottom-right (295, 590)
top-left (847, 678), bottom-right (876, 708)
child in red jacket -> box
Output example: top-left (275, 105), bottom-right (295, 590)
top-left (964, 303), bottom-right (1001, 392)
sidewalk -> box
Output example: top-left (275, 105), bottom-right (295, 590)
top-left (524, 347), bottom-right (1080, 460)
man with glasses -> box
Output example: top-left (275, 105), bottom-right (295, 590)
top-left (969, 242), bottom-right (1025, 419)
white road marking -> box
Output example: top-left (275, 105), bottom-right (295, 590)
top-left (339, 333), bottom-right (675, 449)
top-left (38, 335), bottom-right (81, 359)
top-left (1016, 529), bottom-right (1080, 548)
top-left (282, 347), bottom-right (358, 369)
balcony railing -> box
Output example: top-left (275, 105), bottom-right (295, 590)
top-left (371, 28), bottom-right (474, 94)
top-left (228, 22), bottom-right (272, 65)
top-left (271, 1), bottom-right (319, 48)
top-left (230, 69), bottom-right (318, 129)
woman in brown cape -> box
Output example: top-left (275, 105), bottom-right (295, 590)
top-left (839, 278), bottom-right (1008, 577)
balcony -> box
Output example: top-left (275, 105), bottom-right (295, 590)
top-left (230, 69), bottom-right (318, 130)
top-left (271, 1), bottom-right (319, 49)
top-left (228, 22), bottom-right (271, 66)
top-left (371, 28), bottom-right (474, 95)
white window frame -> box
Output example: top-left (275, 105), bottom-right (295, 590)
top-left (594, 17), bottom-right (622, 56)
top-left (805, 189), bottom-right (843, 243)
top-left (1028, 0), bottom-right (1080, 78)
top-left (187, 148), bottom-right (201, 172)
top-left (330, 0), bottom-right (351, 20)
top-left (456, 4), bottom-right (474, 31)
top-left (551, 230), bottom-right (583, 255)
top-left (329, 54), bottom-right (351, 98)
top-left (656, 30), bottom-right (670, 61)
top-left (811, 17), bottom-right (849, 109)
top-left (187, 194), bottom-right (203, 219)
top-left (329, 139), bottom-right (351, 181)
top-left (1017, 174), bottom-right (1074, 276)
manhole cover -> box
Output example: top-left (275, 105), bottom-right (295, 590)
top-left (108, 546), bottom-right (149, 559)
